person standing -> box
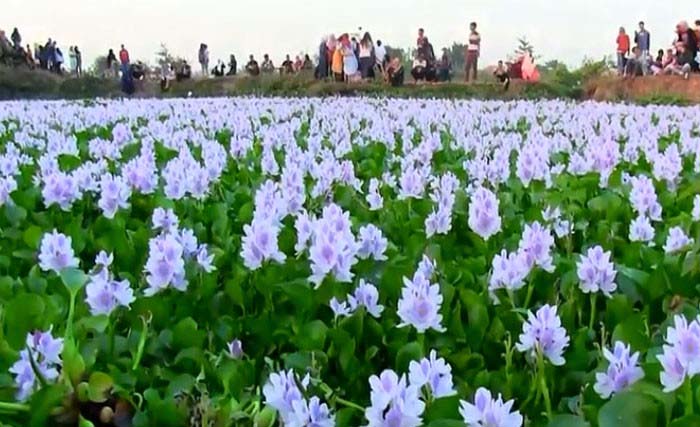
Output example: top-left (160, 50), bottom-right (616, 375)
top-left (358, 32), bottom-right (375, 79)
top-left (10, 28), bottom-right (21, 49)
top-left (54, 42), bottom-right (64, 74)
top-left (68, 46), bottom-right (77, 75)
top-left (465, 22), bottom-right (481, 82)
top-left (106, 48), bottom-right (117, 77)
top-left (634, 21), bottom-right (651, 75)
top-left (375, 39), bottom-right (387, 73)
top-left (616, 27), bottom-right (630, 75)
top-left (198, 44), bottom-right (210, 76)
top-left (74, 46), bottom-right (83, 77)
top-left (227, 54), bottom-right (237, 76)
top-left (119, 44), bottom-right (130, 66)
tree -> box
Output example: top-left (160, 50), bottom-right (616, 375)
top-left (447, 42), bottom-right (467, 72)
top-left (155, 43), bottom-right (187, 68)
top-left (514, 36), bottom-right (537, 59)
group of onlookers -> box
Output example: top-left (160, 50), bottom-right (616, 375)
top-left (0, 27), bottom-right (82, 75)
top-left (617, 20), bottom-right (700, 79)
top-left (240, 53), bottom-right (314, 76)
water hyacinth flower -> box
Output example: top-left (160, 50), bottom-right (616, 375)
top-left (290, 396), bottom-right (335, 427)
top-left (195, 244), bottom-right (216, 272)
top-left (357, 224), bottom-right (388, 261)
top-left (38, 230), bottom-right (79, 273)
top-left (468, 186), bottom-right (502, 240)
top-left (489, 250), bottom-right (530, 295)
top-left (144, 233), bottom-right (186, 296)
top-left (227, 339), bottom-right (243, 359)
top-left (658, 315), bottom-right (700, 392)
top-left (152, 207), bottom-right (179, 232)
top-left (397, 271), bottom-right (445, 333)
top-left (516, 304), bottom-right (569, 366)
top-left (663, 226), bottom-right (694, 254)
top-left (693, 195), bottom-right (700, 222)
top-left (365, 370), bottom-right (425, 427)
top-left (629, 215), bottom-right (655, 244)
top-left (294, 210), bottom-right (314, 254)
top-left (308, 204), bottom-right (358, 286)
top-left (576, 246), bottom-right (617, 297)
top-left (240, 217), bottom-right (286, 270)
top-left (329, 297), bottom-right (352, 319)
top-left (9, 330), bottom-right (64, 401)
top-left (627, 175), bottom-right (662, 221)
top-left (0, 175), bottom-right (17, 206)
top-left (41, 172), bottom-right (80, 211)
top-left (459, 387), bottom-right (523, 427)
top-left (366, 178), bottom-right (384, 211)
top-left (408, 350), bottom-right (456, 398)
top-left (518, 222), bottom-right (555, 273)
top-left (594, 341), bottom-right (644, 399)
top-left (85, 253), bottom-right (135, 315)
top-left (348, 280), bottom-right (384, 318)
top-left (98, 173), bottom-right (132, 219)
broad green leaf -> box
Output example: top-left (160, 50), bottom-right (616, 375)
top-left (598, 392), bottom-right (660, 427)
top-left (548, 414), bottom-right (590, 427)
top-left (60, 268), bottom-right (88, 296)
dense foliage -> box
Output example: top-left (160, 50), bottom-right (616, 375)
top-left (1, 98), bottom-right (700, 427)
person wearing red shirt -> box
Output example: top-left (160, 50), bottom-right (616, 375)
top-left (616, 27), bottom-right (630, 76)
top-left (119, 44), bottom-right (130, 66)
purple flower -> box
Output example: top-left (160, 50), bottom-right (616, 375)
top-left (294, 210), bottom-right (314, 254)
top-left (38, 230), bottom-right (79, 273)
top-left (348, 280), bottom-right (384, 318)
top-left (576, 246), bottom-right (617, 297)
top-left (459, 387), bottom-right (523, 427)
top-left (516, 304), bottom-right (569, 366)
top-left (518, 222), bottom-right (555, 273)
top-left (98, 174), bottom-right (131, 219)
top-left (628, 175), bottom-right (662, 221)
top-left (227, 339), bottom-right (243, 359)
top-left (366, 178), bottom-right (384, 211)
top-left (152, 207), bottom-right (179, 232)
top-left (658, 315), bottom-right (700, 392)
top-left (94, 250), bottom-right (113, 268)
top-left (365, 370), bottom-right (424, 427)
top-left (663, 226), bottom-right (694, 254)
top-left (0, 176), bottom-right (17, 206)
top-left (468, 187), bottom-right (502, 240)
top-left (594, 341), bottom-right (644, 399)
top-left (290, 396), bottom-right (335, 427)
top-left (195, 245), bottom-right (216, 272)
top-left (144, 233), bottom-right (186, 296)
top-left (489, 250), bottom-right (530, 294)
top-left (357, 224), bottom-right (388, 261)
top-left (308, 204), bottom-right (357, 286)
top-left (41, 172), bottom-right (80, 211)
top-left (263, 370), bottom-right (310, 425)
top-left (241, 218), bottom-right (286, 270)
top-left (85, 273), bottom-right (135, 316)
top-left (9, 330), bottom-right (63, 401)
top-left (397, 166), bottom-right (426, 200)
top-left (629, 215), bottom-right (655, 243)
top-left (397, 271), bottom-right (445, 333)
top-left (416, 255), bottom-right (436, 280)
top-left (408, 349), bottom-right (456, 398)
top-left (329, 297), bottom-right (352, 319)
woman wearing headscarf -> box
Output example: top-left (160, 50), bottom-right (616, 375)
top-left (316, 36), bottom-right (329, 79)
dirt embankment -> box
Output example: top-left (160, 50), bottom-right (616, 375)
top-left (585, 75), bottom-right (700, 104)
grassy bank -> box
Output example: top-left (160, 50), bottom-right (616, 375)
top-left (2, 65), bottom-right (699, 104)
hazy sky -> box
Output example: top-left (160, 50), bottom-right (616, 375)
top-left (4, 0), bottom-right (699, 68)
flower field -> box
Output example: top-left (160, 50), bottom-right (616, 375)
top-left (1, 97), bottom-right (700, 427)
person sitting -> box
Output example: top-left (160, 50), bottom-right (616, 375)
top-left (176, 61), bottom-right (192, 81)
top-left (493, 60), bottom-right (510, 90)
top-left (212, 60), bottom-right (225, 77)
top-left (160, 63), bottom-right (175, 92)
top-left (281, 54), bottom-right (294, 74)
top-left (651, 48), bottom-right (674, 75)
top-left (227, 55), bottom-right (237, 76)
top-left (624, 47), bottom-right (644, 79)
top-left (437, 49), bottom-right (452, 82)
top-left (246, 55), bottom-right (260, 76)
top-left (385, 57), bottom-right (404, 87)
top-left (665, 42), bottom-right (693, 79)
top-left (261, 54), bottom-right (275, 73)
top-left (411, 53), bottom-right (427, 82)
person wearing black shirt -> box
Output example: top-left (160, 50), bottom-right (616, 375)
top-left (281, 54), bottom-right (294, 74)
top-left (227, 55), bottom-right (237, 76)
top-left (246, 55), bottom-right (260, 76)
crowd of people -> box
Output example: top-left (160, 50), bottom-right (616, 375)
top-left (616, 20), bottom-right (700, 79)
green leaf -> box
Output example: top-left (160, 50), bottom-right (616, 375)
top-left (62, 338), bottom-right (86, 387)
top-left (22, 225), bottom-right (43, 249)
top-left (395, 341), bottom-right (423, 372)
top-left (87, 372), bottom-right (113, 403)
top-left (670, 415), bottom-right (700, 427)
top-left (296, 320), bottom-right (328, 351)
top-left (60, 268), bottom-right (88, 296)
top-left (598, 392), bottom-right (660, 427)
top-left (548, 414), bottom-right (590, 427)
top-left (611, 314), bottom-right (650, 352)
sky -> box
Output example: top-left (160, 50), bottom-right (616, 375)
top-left (3, 0), bottom-right (699, 69)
